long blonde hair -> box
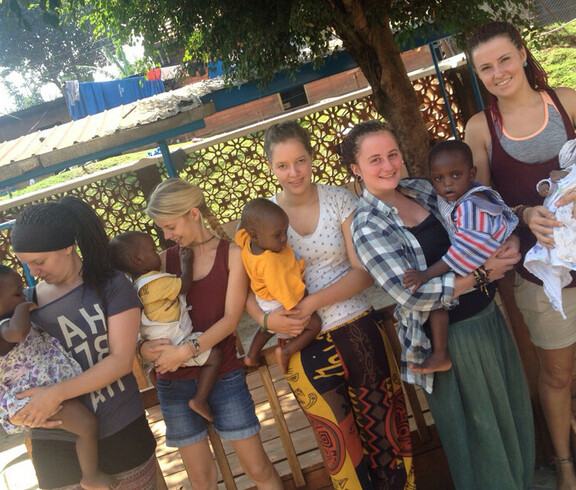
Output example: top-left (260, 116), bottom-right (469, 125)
top-left (146, 178), bottom-right (230, 240)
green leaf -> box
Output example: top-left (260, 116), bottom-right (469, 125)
top-left (8, 0), bottom-right (22, 15)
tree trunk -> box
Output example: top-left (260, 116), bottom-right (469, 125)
top-left (332, 5), bottom-right (431, 177)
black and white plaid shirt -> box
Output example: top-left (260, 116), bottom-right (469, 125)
top-left (351, 179), bottom-right (457, 393)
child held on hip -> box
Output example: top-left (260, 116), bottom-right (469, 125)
top-left (235, 198), bottom-right (321, 374)
top-left (0, 266), bottom-right (118, 490)
top-left (403, 141), bottom-right (518, 374)
top-left (110, 231), bottom-right (222, 421)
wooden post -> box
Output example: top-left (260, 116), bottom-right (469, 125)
top-left (208, 425), bottom-right (237, 489)
top-left (258, 358), bottom-right (306, 488)
top-left (378, 308), bottom-right (432, 443)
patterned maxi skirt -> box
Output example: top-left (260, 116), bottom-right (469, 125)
top-left (284, 308), bottom-right (415, 490)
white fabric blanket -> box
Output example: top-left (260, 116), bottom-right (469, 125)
top-left (524, 165), bottom-right (576, 319)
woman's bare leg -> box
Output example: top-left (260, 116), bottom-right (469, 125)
top-left (230, 434), bottom-right (282, 489)
top-left (178, 439), bottom-right (219, 490)
top-left (537, 344), bottom-right (576, 489)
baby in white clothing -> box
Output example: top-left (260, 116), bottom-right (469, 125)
top-left (110, 231), bottom-right (222, 421)
top-left (524, 139), bottom-right (576, 318)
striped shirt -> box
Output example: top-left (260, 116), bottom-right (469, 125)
top-left (439, 184), bottom-right (518, 276)
top-left (351, 178), bottom-right (457, 393)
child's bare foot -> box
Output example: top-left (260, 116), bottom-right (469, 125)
top-left (80, 472), bottom-right (119, 489)
top-left (189, 398), bottom-right (213, 422)
top-left (243, 355), bottom-right (259, 368)
top-left (275, 346), bottom-right (292, 374)
top-left (409, 353), bottom-right (452, 374)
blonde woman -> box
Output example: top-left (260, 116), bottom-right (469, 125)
top-left (139, 178), bottom-right (281, 489)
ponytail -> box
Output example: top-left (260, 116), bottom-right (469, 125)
top-left (12, 196), bottom-right (114, 294)
top-left (59, 196), bottom-right (114, 292)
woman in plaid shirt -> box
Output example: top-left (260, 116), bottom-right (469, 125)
top-left (246, 120), bottom-right (415, 489)
top-left (342, 120), bottom-right (535, 490)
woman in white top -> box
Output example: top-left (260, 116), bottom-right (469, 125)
top-left (246, 120), bottom-right (414, 490)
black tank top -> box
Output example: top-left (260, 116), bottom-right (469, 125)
top-left (408, 213), bottom-right (495, 323)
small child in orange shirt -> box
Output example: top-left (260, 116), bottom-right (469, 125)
top-left (236, 198), bottom-right (321, 373)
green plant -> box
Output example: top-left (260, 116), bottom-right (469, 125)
top-left (530, 22), bottom-right (576, 89)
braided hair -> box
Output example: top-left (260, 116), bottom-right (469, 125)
top-left (146, 178), bottom-right (231, 241)
top-left (13, 196), bottom-right (114, 294)
top-left (467, 21), bottom-right (551, 126)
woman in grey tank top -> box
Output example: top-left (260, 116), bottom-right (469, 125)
top-left (465, 21), bottom-right (576, 489)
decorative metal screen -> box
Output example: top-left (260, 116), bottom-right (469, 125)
top-left (0, 71), bottom-right (464, 273)
top-left (182, 75), bottom-right (464, 224)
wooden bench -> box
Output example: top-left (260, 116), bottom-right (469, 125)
top-left (137, 305), bottom-right (454, 489)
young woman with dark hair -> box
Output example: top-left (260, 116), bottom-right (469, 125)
top-left (343, 119), bottom-right (534, 489)
top-left (465, 21), bottom-right (576, 488)
top-left (10, 196), bottom-right (158, 489)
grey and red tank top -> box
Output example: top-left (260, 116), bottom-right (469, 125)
top-left (485, 89), bottom-right (575, 285)
top-left (158, 239), bottom-right (242, 380)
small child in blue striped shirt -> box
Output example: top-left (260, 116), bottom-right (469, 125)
top-left (403, 140), bottom-right (517, 374)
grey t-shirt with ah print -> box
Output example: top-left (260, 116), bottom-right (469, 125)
top-left (26, 271), bottom-right (143, 441)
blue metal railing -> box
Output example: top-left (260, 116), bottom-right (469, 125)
top-left (429, 41), bottom-right (459, 139)
top-left (465, 53), bottom-right (484, 112)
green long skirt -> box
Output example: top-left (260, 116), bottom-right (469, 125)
top-left (425, 301), bottom-right (535, 490)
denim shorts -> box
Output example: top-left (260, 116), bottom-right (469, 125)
top-left (156, 369), bottom-right (260, 447)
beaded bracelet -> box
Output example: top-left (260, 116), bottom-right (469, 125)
top-left (472, 265), bottom-right (491, 296)
top-left (260, 313), bottom-right (269, 334)
top-left (186, 337), bottom-right (201, 359)
top-left (511, 204), bottom-right (528, 227)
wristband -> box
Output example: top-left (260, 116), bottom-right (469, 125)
top-left (472, 265), bottom-right (491, 296)
top-left (186, 337), bottom-right (200, 359)
top-left (260, 313), bottom-right (269, 334)
top-left (137, 339), bottom-right (146, 357)
top-left (511, 204), bottom-right (528, 227)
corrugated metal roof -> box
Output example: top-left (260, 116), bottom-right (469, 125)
top-left (0, 84), bottom-right (215, 183)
